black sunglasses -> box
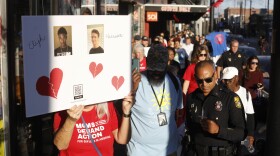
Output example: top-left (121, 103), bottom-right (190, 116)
top-left (199, 54), bottom-right (207, 57)
top-left (195, 73), bottom-right (215, 84)
top-left (250, 62), bottom-right (258, 65)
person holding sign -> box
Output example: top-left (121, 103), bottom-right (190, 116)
top-left (54, 27), bottom-right (72, 56)
top-left (127, 44), bottom-right (183, 156)
top-left (53, 71), bottom-right (140, 156)
top-left (89, 29), bottom-right (104, 54)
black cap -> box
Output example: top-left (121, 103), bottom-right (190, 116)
top-left (142, 36), bottom-right (148, 41)
top-left (147, 44), bottom-right (168, 71)
top-left (134, 35), bottom-right (141, 41)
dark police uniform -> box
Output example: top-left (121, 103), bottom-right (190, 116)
top-left (216, 51), bottom-right (246, 70)
top-left (185, 85), bottom-right (246, 156)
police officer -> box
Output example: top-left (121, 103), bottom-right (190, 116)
top-left (185, 60), bottom-right (246, 156)
top-left (216, 39), bottom-right (246, 79)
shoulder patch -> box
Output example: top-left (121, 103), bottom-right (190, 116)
top-left (234, 96), bottom-right (242, 109)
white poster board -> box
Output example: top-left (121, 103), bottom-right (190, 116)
top-left (22, 15), bottom-right (132, 117)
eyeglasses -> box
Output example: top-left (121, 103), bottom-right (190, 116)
top-left (251, 62), bottom-right (259, 65)
top-left (195, 73), bottom-right (214, 84)
top-left (199, 54), bottom-right (207, 57)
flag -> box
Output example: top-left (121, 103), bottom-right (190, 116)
top-left (212, 0), bottom-right (224, 8)
top-left (206, 32), bottom-right (228, 56)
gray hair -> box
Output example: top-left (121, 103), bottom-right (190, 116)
top-left (133, 43), bottom-right (144, 54)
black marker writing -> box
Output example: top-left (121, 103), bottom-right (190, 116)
top-left (28, 34), bottom-right (46, 49)
top-left (106, 34), bottom-right (123, 39)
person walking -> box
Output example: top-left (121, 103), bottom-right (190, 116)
top-left (182, 45), bottom-right (211, 95)
top-left (184, 60), bottom-right (246, 156)
top-left (127, 44), bottom-right (183, 156)
top-left (239, 56), bottom-right (264, 126)
top-left (216, 40), bottom-right (246, 79)
top-left (222, 67), bottom-right (255, 155)
top-left (53, 94), bottom-right (135, 156)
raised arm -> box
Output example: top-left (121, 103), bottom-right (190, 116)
top-left (112, 93), bottom-right (135, 144)
top-left (53, 105), bottom-right (84, 150)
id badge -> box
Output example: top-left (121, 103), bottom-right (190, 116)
top-left (157, 112), bottom-right (168, 126)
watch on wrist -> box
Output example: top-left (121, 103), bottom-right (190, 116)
top-left (123, 112), bottom-right (131, 118)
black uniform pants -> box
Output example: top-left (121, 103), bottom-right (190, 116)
top-left (195, 144), bottom-right (235, 156)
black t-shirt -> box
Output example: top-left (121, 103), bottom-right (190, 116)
top-left (89, 46), bottom-right (104, 54)
top-left (54, 46), bottom-right (72, 56)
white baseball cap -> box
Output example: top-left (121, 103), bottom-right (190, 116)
top-left (222, 67), bottom-right (238, 79)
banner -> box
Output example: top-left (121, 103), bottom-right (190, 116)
top-left (22, 15), bottom-right (131, 117)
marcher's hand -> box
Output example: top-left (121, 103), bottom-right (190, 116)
top-left (122, 92), bottom-right (135, 115)
top-left (67, 105), bottom-right (84, 121)
top-left (247, 135), bottom-right (254, 146)
top-left (200, 119), bottom-right (219, 134)
top-left (257, 83), bottom-right (264, 90)
top-left (132, 69), bottom-right (141, 94)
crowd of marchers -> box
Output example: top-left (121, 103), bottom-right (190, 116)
top-left (52, 29), bottom-right (266, 156)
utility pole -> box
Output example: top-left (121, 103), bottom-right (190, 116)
top-left (248, 0), bottom-right (252, 37)
top-left (209, 0), bottom-right (215, 32)
top-left (244, 0), bottom-right (246, 36)
top-left (266, 0), bottom-right (270, 40)
top-left (249, 0), bottom-right (252, 17)
top-left (240, 1), bottom-right (243, 29)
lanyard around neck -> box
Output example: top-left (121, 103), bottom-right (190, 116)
top-left (150, 82), bottom-right (165, 113)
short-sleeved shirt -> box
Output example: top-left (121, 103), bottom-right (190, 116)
top-left (235, 86), bottom-right (254, 120)
top-left (216, 50), bottom-right (246, 70)
top-left (53, 102), bottom-right (118, 156)
top-left (127, 73), bottom-right (183, 156)
top-left (183, 63), bottom-right (198, 94)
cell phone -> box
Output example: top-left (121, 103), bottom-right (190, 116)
top-left (132, 58), bottom-right (140, 72)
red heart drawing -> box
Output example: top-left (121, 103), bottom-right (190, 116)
top-left (89, 62), bottom-right (103, 78)
top-left (112, 76), bottom-right (125, 91)
top-left (36, 68), bottom-right (63, 99)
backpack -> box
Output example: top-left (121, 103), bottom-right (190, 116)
top-left (167, 71), bottom-right (179, 93)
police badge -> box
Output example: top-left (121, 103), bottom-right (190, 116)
top-left (215, 101), bottom-right (223, 111)
top-left (234, 96), bottom-right (242, 109)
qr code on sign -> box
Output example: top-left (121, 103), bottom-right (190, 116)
top-left (73, 84), bottom-right (83, 100)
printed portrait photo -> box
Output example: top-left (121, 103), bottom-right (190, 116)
top-left (53, 26), bottom-right (73, 57)
top-left (87, 24), bottom-right (104, 54)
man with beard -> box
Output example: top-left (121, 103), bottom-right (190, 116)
top-left (184, 60), bottom-right (246, 156)
top-left (127, 44), bottom-right (183, 156)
